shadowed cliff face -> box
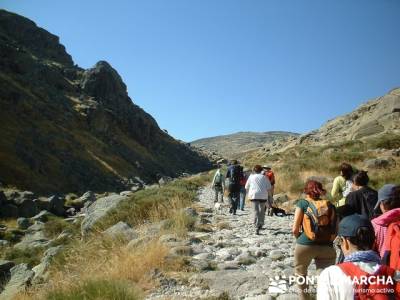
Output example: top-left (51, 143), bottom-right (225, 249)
top-left (0, 9), bottom-right (211, 194)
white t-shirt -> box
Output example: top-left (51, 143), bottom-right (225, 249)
top-left (245, 173), bottom-right (271, 200)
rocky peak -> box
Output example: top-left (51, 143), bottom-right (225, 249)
top-left (0, 9), bottom-right (73, 66)
top-left (81, 61), bottom-right (129, 107)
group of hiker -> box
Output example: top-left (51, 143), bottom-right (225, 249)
top-left (211, 160), bottom-right (275, 234)
top-left (211, 161), bottom-right (400, 299)
top-left (293, 163), bottom-right (400, 299)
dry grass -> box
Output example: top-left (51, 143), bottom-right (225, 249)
top-left (20, 173), bottom-right (214, 299)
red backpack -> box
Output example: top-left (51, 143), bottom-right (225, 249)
top-left (338, 262), bottom-right (398, 300)
top-left (383, 220), bottom-right (400, 271)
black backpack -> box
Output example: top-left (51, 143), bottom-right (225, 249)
top-left (230, 165), bottom-right (242, 185)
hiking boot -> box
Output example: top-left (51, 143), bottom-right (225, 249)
top-left (229, 208), bottom-right (233, 214)
top-left (256, 227), bottom-right (260, 235)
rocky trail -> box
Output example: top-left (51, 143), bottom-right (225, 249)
top-left (147, 186), bottom-right (319, 300)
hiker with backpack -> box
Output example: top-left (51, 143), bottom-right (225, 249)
top-left (317, 214), bottom-right (400, 299)
top-left (245, 164), bottom-right (272, 235)
top-left (372, 184), bottom-right (400, 264)
top-left (211, 164), bottom-right (225, 203)
top-left (292, 180), bottom-right (337, 300)
top-left (239, 167), bottom-right (249, 211)
top-left (226, 160), bottom-right (243, 215)
top-left (262, 165), bottom-right (276, 195)
top-left (338, 171), bottom-right (378, 220)
top-left (331, 163), bottom-right (354, 207)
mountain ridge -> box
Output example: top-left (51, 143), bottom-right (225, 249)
top-left (0, 9), bottom-right (212, 194)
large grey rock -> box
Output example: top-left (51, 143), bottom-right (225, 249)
top-left (0, 264), bottom-right (34, 300)
top-left (0, 260), bottom-right (15, 287)
top-left (79, 191), bottom-right (96, 204)
top-left (32, 246), bottom-right (63, 284)
top-left (103, 221), bottom-right (138, 241)
top-left (0, 204), bottom-right (18, 218)
top-left (81, 194), bottom-right (130, 235)
top-left (364, 157), bottom-right (396, 169)
top-left (17, 200), bottom-right (38, 218)
top-left (13, 231), bottom-right (50, 251)
top-left (7, 191), bottom-right (35, 205)
top-left (31, 210), bottom-right (54, 222)
top-left (47, 195), bottom-right (65, 216)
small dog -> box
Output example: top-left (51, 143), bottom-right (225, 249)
top-left (269, 206), bottom-right (294, 218)
top-left (214, 202), bottom-right (224, 214)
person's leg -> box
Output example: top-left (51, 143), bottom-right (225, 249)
top-left (253, 200), bottom-right (259, 227)
top-left (214, 188), bottom-right (218, 203)
top-left (239, 189), bottom-right (243, 210)
top-left (314, 245), bottom-right (336, 274)
top-left (232, 190), bottom-right (239, 214)
top-left (294, 244), bottom-right (314, 300)
top-left (259, 201), bottom-right (266, 227)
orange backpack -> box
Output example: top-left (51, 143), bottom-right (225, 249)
top-left (302, 199), bottom-right (337, 242)
top-left (382, 220), bottom-right (400, 271)
top-left (338, 262), bottom-right (399, 300)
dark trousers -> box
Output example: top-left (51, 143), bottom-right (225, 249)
top-left (229, 191), bottom-right (239, 213)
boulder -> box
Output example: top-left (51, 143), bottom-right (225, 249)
top-left (33, 198), bottom-right (50, 211)
top-left (273, 194), bottom-right (289, 204)
top-left (119, 191), bottom-right (134, 197)
top-left (0, 204), bottom-right (18, 218)
top-left (81, 194), bottom-right (130, 235)
top-left (7, 191), bottom-right (35, 205)
top-left (16, 218), bottom-right (31, 230)
top-left (32, 246), bottom-right (63, 284)
top-left (0, 264), bottom-right (34, 299)
top-left (103, 222), bottom-right (138, 241)
top-left (0, 192), bottom-right (6, 207)
top-left (364, 157), bottom-right (396, 169)
top-left (31, 210), bottom-right (54, 222)
top-left (17, 199), bottom-right (38, 218)
top-left (47, 195), bottom-right (65, 216)
top-left (0, 260), bottom-right (15, 287)
top-left (79, 191), bottom-right (96, 204)
top-left (0, 241), bottom-right (10, 247)
top-left (269, 250), bottom-right (285, 261)
top-left (13, 230), bottom-right (50, 251)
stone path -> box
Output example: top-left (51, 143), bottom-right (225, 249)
top-left (146, 187), bottom-right (320, 300)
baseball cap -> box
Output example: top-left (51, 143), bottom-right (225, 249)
top-left (338, 214), bottom-right (373, 237)
top-left (374, 184), bottom-right (397, 210)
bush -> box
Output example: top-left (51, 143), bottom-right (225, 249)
top-left (3, 247), bottom-right (44, 267)
top-left (45, 279), bottom-right (141, 300)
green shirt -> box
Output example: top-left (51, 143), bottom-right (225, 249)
top-left (296, 199), bottom-right (333, 246)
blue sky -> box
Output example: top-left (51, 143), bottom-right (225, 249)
top-left (2, 0), bottom-right (400, 142)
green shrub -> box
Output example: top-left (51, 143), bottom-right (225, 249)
top-left (368, 134), bottom-right (400, 150)
top-left (45, 279), bottom-right (141, 300)
top-left (43, 217), bottom-right (79, 239)
top-left (3, 247), bottom-right (44, 267)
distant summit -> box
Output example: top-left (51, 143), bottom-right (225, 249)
top-left (0, 9), bottom-right (212, 193)
top-left (192, 131), bottom-right (299, 159)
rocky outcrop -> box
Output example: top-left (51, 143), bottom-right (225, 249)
top-left (0, 9), bottom-right (212, 194)
top-left (81, 194), bottom-right (130, 235)
top-left (296, 88), bottom-right (400, 146)
top-left (0, 264), bottom-right (34, 300)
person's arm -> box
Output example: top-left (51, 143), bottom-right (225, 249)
top-left (245, 175), bottom-right (251, 190)
top-left (211, 172), bottom-right (217, 186)
top-left (331, 177), bottom-right (341, 200)
top-left (292, 206), bottom-right (303, 238)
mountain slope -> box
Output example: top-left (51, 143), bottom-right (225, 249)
top-left (0, 9), bottom-right (211, 194)
top-left (191, 131), bottom-right (299, 159)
